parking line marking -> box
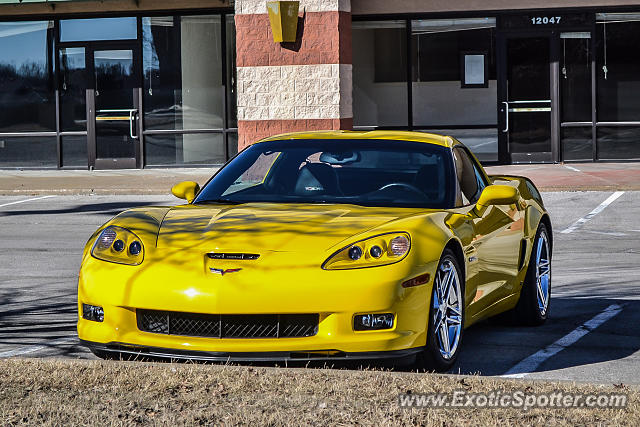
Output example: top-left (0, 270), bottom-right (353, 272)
top-left (0, 195), bottom-right (55, 208)
top-left (560, 191), bottom-right (625, 234)
top-left (0, 336), bottom-right (77, 358)
top-left (501, 304), bottom-right (623, 379)
top-left (564, 165), bottom-right (581, 172)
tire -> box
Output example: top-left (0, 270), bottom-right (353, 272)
top-left (513, 223), bottom-right (551, 326)
top-left (415, 249), bottom-right (465, 372)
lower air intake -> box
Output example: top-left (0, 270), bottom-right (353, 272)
top-left (137, 310), bottom-right (318, 339)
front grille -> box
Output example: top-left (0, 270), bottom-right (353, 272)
top-left (137, 310), bottom-right (318, 339)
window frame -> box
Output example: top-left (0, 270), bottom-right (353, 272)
top-left (452, 145), bottom-right (489, 206)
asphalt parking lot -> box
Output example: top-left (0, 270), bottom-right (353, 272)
top-left (0, 192), bottom-right (638, 385)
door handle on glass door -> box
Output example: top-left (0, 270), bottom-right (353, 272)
top-left (129, 109), bottom-right (139, 140)
top-left (501, 102), bottom-right (509, 133)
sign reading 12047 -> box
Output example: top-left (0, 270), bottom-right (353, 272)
top-left (531, 16), bottom-right (562, 25)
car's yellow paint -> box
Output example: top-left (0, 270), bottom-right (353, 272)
top-left (260, 130), bottom-right (456, 148)
top-left (171, 181), bottom-right (200, 203)
top-left (77, 131), bottom-right (550, 359)
top-left (474, 184), bottom-right (520, 216)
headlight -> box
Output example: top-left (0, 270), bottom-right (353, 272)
top-left (91, 225), bottom-right (144, 265)
top-left (322, 232), bottom-right (410, 270)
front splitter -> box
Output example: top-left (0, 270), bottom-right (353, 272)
top-left (80, 340), bottom-right (422, 363)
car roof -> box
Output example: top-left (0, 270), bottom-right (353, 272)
top-left (258, 130), bottom-right (459, 148)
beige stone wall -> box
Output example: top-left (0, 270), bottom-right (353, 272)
top-left (237, 64), bottom-right (352, 121)
top-left (236, 0), bottom-right (350, 14)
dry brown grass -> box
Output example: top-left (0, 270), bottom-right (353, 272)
top-left (0, 358), bottom-right (637, 426)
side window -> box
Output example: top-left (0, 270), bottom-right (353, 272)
top-left (453, 147), bottom-right (486, 205)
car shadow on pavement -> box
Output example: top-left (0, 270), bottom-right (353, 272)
top-left (0, 290), bottom-right (78, 351)
top-left (452, 296), bottom-right (640, 377)
top-left (0, 201), bottom-right (169, 218)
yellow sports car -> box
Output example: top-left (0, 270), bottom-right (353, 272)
top-left (78, 131), bottom-right (552, 371)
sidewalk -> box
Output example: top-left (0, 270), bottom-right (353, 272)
top-left (484, 162), bottom-right (640, 192)
top-left (0, 162), bottom-right (638, 195)
top-left (0, 168), bottom-right (218, 196)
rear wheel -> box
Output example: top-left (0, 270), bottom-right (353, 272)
top-left (416, 249), bottom-right (465, 372)
top-left (514, 223), bottom-right (551, 326)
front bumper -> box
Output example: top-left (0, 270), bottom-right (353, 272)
top-left (78, 247), bottom-right (438, 356)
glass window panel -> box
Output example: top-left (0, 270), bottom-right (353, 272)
top-left (59, 18), bottom-right (137, 42)
top-left (227, 132), bottom-right (238, 158)
top-left (561, 37), bottom-right (592, 122)
top-left (416, 128), bottom-right (498, 163)
top-left (596, 21), bottom-right (640, 121)
top-left (352, 21), bottom-right (408, 126)
top-left (145, 133), bottom-right (225, 165)
top-left (226, 15), bottom-right (237, 128)
top-left (597, 127), bottom-right (640, 160)
top-left (507, 37), bottom-right (549, 101)
top-left (562, 127), bottom-right (593, 161)
top-left (59, 47), bottom-right (87, 131)
top-left (0, 21), bottom-right (55, 132)
top-left (61, 135), bottom-right (87, 167)
top-left (411, 23), bottom-right (496, 128)
top-left (143, 15), bottom-right (224, 131)
top-left (510, 113), bottom-right (552, 154)
top-left (0, 136), bottom-right (56, 167)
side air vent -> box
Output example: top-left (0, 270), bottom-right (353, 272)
top-left (517, 239), bottom-right (527, 270)
top-left (207, 253), bottom-right (260, 260)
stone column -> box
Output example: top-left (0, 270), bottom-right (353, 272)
top-left (234, 0), bottom-right (352, 149)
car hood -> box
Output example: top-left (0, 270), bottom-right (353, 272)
top-left (155, 203), bottom-right (424, 252)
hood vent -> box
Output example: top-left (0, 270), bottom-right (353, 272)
top-left (207, 252), bottom-right (260, 260)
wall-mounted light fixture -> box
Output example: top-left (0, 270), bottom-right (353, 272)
top-left (266, 1), bottom-right (300, 42)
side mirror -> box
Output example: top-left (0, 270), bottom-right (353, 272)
top-left (171, 181), bottom-right (200, 203)
top-left (475, 185), bottom-right (519, 215)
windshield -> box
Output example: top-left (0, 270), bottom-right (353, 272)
top-left (194, 139), bottom-right (456, 208)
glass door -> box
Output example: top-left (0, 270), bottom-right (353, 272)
top-left (89, 47), bottom-right (141, 169)
top-left (560, 32), bottom-right (594, 161)
top-left (498, 34), bottom-right (557, 163)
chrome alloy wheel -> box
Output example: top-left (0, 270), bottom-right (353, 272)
top-left (432, 259), bottom-right (463, 360)
top-left (535, 231), bottom-right (551, 316)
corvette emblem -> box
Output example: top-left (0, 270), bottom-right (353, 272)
top-left (209, 267), bottom-right (242, 276)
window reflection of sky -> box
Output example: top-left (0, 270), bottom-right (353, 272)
top-left (0, 21), bottom-right (51, 70)
top-left (59, 17), bottom-right (137, 42)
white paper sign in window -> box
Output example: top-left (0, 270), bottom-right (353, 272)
top-left (464, 54), bottom-right (485, 86)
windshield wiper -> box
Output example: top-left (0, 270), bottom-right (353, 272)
top-left (195, 198), bottom-right (244, 205)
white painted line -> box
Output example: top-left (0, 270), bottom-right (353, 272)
top-left (560, 191), bottom-right (625, 234)
top-left (0, 195), bottom-right (55, 208)
top-left (564, 165), bottom-right (581, 172)
top-left (502, 304), bottom-right (623, 378)
top-left (582, 230), bottom-right (628, 237)
top-left (0, 336), bottom-right (77, 358)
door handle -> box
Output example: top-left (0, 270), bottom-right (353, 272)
top-left (501, 101), bottom-right (509, 133)
top-left (129, 109), bottom-right (139, 140)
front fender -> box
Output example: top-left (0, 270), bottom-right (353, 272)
top-left (81, 207), bottom-right (172, 263)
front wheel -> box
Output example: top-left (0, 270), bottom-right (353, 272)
top-left (415, 249), bottom-right (465, 372)
top-left (514, 223), bottom-right (552, 326)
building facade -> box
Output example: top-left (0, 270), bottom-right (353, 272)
top-left (1, 0), bottom-right (640, 168)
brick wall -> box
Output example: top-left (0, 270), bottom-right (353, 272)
top-left (235, 0), bottom-right (353, 149)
